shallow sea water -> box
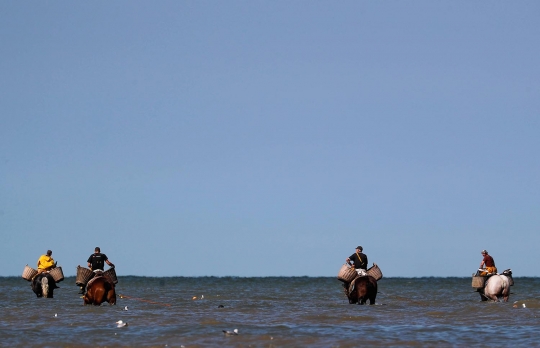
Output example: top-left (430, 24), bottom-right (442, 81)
top-left (1, 276), bottom-right (539, 347)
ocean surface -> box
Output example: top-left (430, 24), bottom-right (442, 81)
top-left (1, 276), bottom-right (539, 347)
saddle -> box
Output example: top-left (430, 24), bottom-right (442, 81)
top-left (87, 274), bottom-right (114, 288)
top-left (345, 270), bottom-right (369, 295)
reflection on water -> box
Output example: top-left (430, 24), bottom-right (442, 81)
top-left (0, 276), bottom-right (539, 347)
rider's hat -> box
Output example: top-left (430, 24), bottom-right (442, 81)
top-left (356, 246), bottom-right (363, 251)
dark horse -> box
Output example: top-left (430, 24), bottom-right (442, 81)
top-left (83, 275), bottom-right (116, 305)
top-left (31, 273), bottom-right (59, 298)
top-left (344, 276), bottom-right (378, 305)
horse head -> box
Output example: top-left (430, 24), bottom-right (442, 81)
top-left (502, 269), bottom-right (514, 286)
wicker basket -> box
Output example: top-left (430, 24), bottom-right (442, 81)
top-left (103, 267), bottom-right (118, 284)
top-left (366, 263), bottom-right (383, 281)
top-left (22, 265), bottom-right (38, 281)
top-left (76, 266), bottom-right (94, 285)
top-left (337, 264), bottom-right (357, 283)
top-left (49, 267), bottom-right (64, 282)
top-left (472, 276), bottom-right (487, 288)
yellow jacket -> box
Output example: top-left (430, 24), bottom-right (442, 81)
top-left (37, 255), bottom-right (55, 270)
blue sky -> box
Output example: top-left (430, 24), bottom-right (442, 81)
top-left (1, 1), bottom-right (539, 277)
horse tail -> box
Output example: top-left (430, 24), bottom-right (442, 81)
top-left (41, 276), bottom-right (49, 297)
top-left (89, 278), bottom-right (108, 305)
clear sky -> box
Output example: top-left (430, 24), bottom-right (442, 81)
top-left (1, 1), bottom-right (539, 277)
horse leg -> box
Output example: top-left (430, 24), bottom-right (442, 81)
top-left (348, 290), bottom-right (357, 304)
top-left (502, 288), bottom-right (510, 302)
top-left (369, 280), bottom-right (378, 305)
top-left (32, 277), bottom-right (42, 297)
top-left (488, 294), bottom-right (499, 301)
top-left (107, 288), bottom-right (116, 305)
top-left (479, 291), bottom-right (488, 301)
top-left (83, 288), bottom-right (93, 305)
top-left (357, 292), bottom-right (366, 305)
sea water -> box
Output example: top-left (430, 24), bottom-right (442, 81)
top-left (1, 276), bottom-right (539, 347)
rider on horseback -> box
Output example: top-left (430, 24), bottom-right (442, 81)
top-left (346, 246), bottom-right (368, 276)
top-left (479, 249), bottom-right (497, 276)
top-left (31, 250), bottom-right (57, 282)
top-left (78, 247), bottom-right (115, 294)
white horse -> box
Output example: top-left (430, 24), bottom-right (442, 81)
top-left (480, 269), bottom-right (513, 302)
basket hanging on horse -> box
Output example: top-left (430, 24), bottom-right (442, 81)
top-left (49, 267), bottom-right (64, 282)
top-left (337, 264), bottom-right (357, 283)
top-left (22, 265), bottom-right (38, 281)
top-left (366, 263), bottom-right (383, 281)
top-left (76, 266), bottom-right (94, 286)
top-left (103, 267), bottom-right (118, 284)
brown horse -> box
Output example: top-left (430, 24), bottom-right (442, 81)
top-left (83, 276), bottom-right (116, 305)
top-left (345, 276), bottom-right (378, 305)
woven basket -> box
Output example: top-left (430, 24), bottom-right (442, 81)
top-left (103, 267), bottom-right (118, 284)
top-left (366, 263), bottom-right (383, 281)
top-left (337, 264), bottom-right (357, 283)
top-left (49, 267), bottom-right (64, 282)
top-left (22, 265), bottom-right (38, 281)
top-left (76, 266), bottom-right (94, 285)
top-left (472, 276), bottom-right (486, 288)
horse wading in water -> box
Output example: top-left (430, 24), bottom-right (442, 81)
top-left (83, 272), bottom-right (116, 305)
top-left (31, 273), bottom-right (59, 298)
top-left (477, 269), bottom-right (513, 302)
top-left (345, 276), bottom-right (378, 305)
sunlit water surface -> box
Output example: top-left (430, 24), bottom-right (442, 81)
top-left (1, 276), bottom-right (539, 347)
